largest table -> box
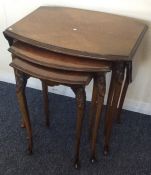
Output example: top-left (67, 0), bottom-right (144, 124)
top-left (4, 6), bottom-right (147, 155)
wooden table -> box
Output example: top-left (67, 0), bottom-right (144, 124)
top-left (4, 6), bottom-right (147, 160)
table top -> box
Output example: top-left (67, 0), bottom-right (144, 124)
top-left (4, 6), bottom-right (148, 61)
top-left (10, 58), bottom-right (92, 85)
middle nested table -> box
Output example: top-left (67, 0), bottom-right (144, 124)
top-left (9, 41), bottom-right (110, 168)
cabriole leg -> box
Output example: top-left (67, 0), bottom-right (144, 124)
top-left (116, 66), bottom-right (129, 123)
top-left (89, 76), bottom-right (98, 140)
top-left (90, 74), bottom-right (106, 163)
top-left (72, 87), bottom-right (86, 169)
top-left (104, 63), bottom-right (125, 156)
top-left (14, 69), bottom-right (33, 154)
top-left (103, 70), bottom-right (116, 156)
top-left (42, 81), bottom-right (49, 127)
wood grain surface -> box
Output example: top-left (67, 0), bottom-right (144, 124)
top-left (9, 41), bottom-right (111, 72)
top-left (10, 58), bottom-right (92, 85)
top-left (4, 6), bottom-right (147, 61)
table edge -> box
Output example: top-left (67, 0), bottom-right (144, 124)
top-left (3, 30), bottom-right (131, 62)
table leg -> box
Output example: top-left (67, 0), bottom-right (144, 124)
top-left (103, 69), bottom-right (116, 155)
top-left (72, 87), bottom-right (86, 169)
top-left (90, 74), bottom-right (106, 163)
top-left (42, 81), bottom-right (49, 127)
top-left (89, 77), bottom-right (98, 140)
top-left (116, 66), bottom-right (129, 123)
top-left (111, 80), bottom-right (124, 123)
top-left (104, 63), bottom-right (124, 156)
top-left (14, 69), bottom-right (33, 154)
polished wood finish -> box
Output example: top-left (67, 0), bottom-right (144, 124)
top-left (104, 63), bottom-right (125, 155)
top-left (14, 69), bottom-right (33, 154)
top-left (42, 81), bottom-right (49, 127)
top-left (89, 78), bottom-right (98, 140)
top-left (9, 41), bottom-right (111, 166)
top-left (116, 67), bottom-right (129, 123)
top-left (9, 41), bottom-right (110, 72)
top-left (10, 58), bottom-right (91, 85)
top-left (90, 73), bottom-right (106, 162)
top-left (71, 87), bottom-right (86, 168)
top-left (4, 6), bottom-right (147, 61)
top-left (3, 6), bottom-right (148, 164)
top-left (10, 56), bottom-right (92, 168)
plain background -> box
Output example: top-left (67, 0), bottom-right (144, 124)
top-left (0, 0), bottom-right (151, 115)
